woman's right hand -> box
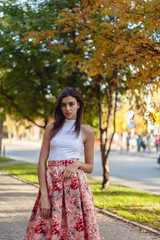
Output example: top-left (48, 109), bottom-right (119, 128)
top-left (40, 195), bottom-right (51, 219)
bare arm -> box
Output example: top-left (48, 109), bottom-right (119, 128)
top-left (62, 125), bottom-right (94, 180)
top-left (37, 122), bottom-right (53, 218)
top-left (77, 125), bottom-right (94, 173)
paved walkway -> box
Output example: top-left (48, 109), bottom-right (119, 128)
top-left (0, 171), bottom-right (160, 240)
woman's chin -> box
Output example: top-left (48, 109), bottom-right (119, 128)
top-left (65, 114), bottom-right (76, 120)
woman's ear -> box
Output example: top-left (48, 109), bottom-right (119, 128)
top-left (77, 102), bottom-right (80, 109)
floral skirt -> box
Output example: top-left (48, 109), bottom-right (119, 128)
top-left (24, 159), bottom-right (101, 240)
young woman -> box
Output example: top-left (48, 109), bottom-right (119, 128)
top-left (24, 87), bottom-right (101, 240)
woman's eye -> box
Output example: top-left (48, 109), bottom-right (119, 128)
top-left (61, 102), bottom-right (74, 107)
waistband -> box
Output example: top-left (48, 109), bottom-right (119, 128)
top-left (48, 158), bottom-right (79, 167)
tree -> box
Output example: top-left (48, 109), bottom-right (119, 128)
top-left (0, 0), bottom-right (88, 129)
top-left (56, 0), bottom-right (160, 188)
top-left (0, 112), bottom-right (6, 157)
top-left (20, 0), bottom-right (160, 188)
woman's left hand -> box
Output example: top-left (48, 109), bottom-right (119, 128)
top-left (62, 161), bottom-right (80, 181)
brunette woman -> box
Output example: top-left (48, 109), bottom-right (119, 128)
top-left (24, 87), bottom-right (101, 240)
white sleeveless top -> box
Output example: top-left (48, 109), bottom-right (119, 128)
top-left (49, 119), bottom-right (84, 161)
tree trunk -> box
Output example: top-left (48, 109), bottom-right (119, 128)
top-left (102, 157), bottom-right (110, 189)
top-left (0, 122), bottom-right (3, 157)
top-left (97, 75), bottom-right (119, 189)
top-left (96, 79), bottom-right (110, 189)
top-left (101, 143), bottom-right (110, 189)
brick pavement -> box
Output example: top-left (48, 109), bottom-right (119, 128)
top-left (0, 171), bottom-right (160, 240)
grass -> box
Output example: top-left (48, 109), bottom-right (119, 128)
top-left (0, 157), bottom-right (14, 162)
top-left (0, 162), bottom-right (160, 231)
top-left (88, 178), bottom-right (160, 231)
top-left (0, 163), bottom-right (38, 184)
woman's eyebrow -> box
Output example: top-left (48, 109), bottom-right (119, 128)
top-left (61, 101), bottom-right (74, 105)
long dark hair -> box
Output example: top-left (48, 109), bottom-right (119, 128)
top-left (52, 87), bottom-right (84, 137)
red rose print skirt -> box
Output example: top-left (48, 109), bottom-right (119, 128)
top-left (24, 159), bottom-right (101, 240)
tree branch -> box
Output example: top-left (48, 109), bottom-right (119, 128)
top-left (105, 84), bottom-right (118, 159)
top-left (0, 87), bottom-right (45, 128)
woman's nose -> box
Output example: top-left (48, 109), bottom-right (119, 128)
top-left (66, 105), bottom-right (70, 110)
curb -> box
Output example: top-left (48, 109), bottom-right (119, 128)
top-left (0, 170), bottom-right (39, 189)
top-left (95, 207), bottom-right (160, 236)
top-left (1, 170), bottom-right (160, 237)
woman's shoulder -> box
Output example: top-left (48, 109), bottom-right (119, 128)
top-left (81, 124), bottom-right (94, 137)
top-left (45, 122), bottom-right (54, 133)
top-left (42, 122), bottom-right (54, 141)
top-left (46, 121), bottom-right (54, 128)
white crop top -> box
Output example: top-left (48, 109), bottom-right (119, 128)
top-left (49, 119), bottom-right (84, 161)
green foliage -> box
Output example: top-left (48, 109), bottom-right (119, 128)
top-left (0, 112), bottom-right (6, 124)
top-left (0, 0), bottom-right (88, 126)
top-left (0, 1), bottom-right (59, 125)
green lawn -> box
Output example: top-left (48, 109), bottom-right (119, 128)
top-left (89, 178), bottom-right (160, 231)
top-left (0, 157), bottom-right (14, 162)
top-left (0, 163), bottom-right (160, 231)
top-left (0, 163), bottom-right (38, 184)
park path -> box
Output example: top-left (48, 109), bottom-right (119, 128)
top-left (0, 170), bottom-right (160, 240)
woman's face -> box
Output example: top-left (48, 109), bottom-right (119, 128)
top-left (60, 96), bottom-right (80, 120)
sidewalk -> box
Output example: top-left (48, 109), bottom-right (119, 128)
top-left (0, 171), bottom-right (160, 240)
top-left (114, 149), bottom-right (159, 159)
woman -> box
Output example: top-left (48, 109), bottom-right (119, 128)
top-left (24, 87), bottom-right (101, 240)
